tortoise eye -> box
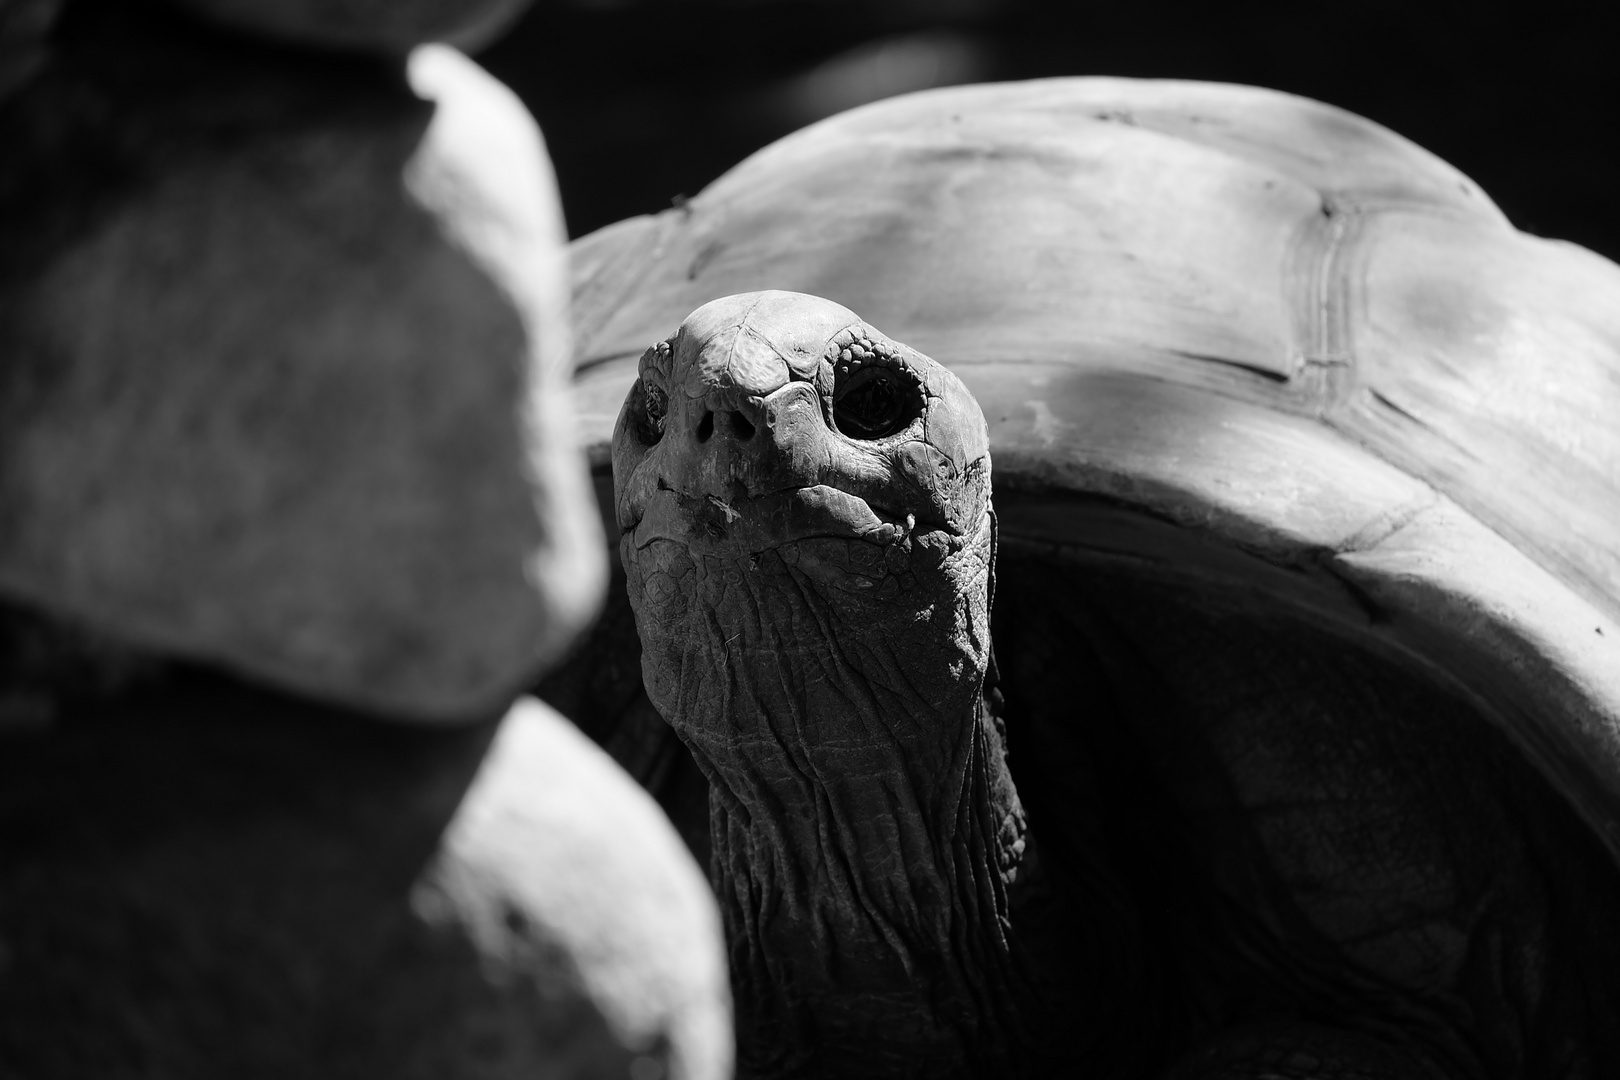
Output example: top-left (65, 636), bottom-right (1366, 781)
top-left (639, 379), bottom-right (669, 443)
top-left (834, 366), bottom-right (916, 440)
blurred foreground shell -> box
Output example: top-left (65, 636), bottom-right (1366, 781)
top-left (0, 40), bottom-right (604, 721)
top-left (0, 691), bottom-right (731, 1079)
top-left (415, 697), bottom-right (733, 1080)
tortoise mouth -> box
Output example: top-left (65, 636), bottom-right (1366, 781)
top-left (627, 484), bottom-right (917, 555)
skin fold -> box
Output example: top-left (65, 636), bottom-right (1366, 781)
top-left (613, 292), bottom-right (1042, 1076)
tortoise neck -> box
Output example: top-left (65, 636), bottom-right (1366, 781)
top-left (700, 693), bottom-right (1037, 1078)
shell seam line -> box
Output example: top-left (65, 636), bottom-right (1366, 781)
top-left (1331, 486), bottom-right (1444, 556)
top-left (1299, 195), bottom-right (1362, 391)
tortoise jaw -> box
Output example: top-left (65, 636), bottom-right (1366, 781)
top-left (628, 483), bottom-right (916, 556)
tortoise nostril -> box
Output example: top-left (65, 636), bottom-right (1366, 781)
top-left (731, 411), bottom-right (756, 440)
top-left (696, 411), bottom-right (714, 443)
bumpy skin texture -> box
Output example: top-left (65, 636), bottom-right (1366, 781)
top-left (613, 292), bottom-right (1038, 1076)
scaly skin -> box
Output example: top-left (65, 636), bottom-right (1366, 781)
top-left (612, 291), bottom-right (1052, 1077)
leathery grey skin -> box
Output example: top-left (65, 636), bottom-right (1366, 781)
top-left (609, 292), bottom-right (1539, 1080)
top-left (612, 291), bottom-right (1044, 1077)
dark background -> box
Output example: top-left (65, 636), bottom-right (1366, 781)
top-left (476, 0), bottom-right (1620, 262)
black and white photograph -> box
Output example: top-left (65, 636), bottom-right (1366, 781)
top-left (3, 1), bottom-right (1618, 1076)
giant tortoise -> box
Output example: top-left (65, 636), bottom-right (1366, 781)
top-left (545, 79), bottom-right (1620, 1078)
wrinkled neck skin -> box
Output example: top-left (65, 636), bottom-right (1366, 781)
top-left (628, 511), bottom-right (1038, 1078)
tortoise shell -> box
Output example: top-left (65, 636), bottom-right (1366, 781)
top-left (560, 78), bottom-right (1620, 870)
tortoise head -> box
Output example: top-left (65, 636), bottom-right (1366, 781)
top-left (610, 291), bottom-right (1025, 1070)
top-left (611, 290), bottom-right (998, 758)
top-left (612, 290), bottom-right (990, 564)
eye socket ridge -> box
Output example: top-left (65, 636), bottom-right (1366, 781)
top-left (636, 377), bottom-right (669, 444)
top-left (632, 338), bottom-right (676, 445)
top-left (833, 361), bottom-right (922, 440)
